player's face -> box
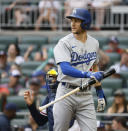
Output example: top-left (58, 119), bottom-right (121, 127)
top-left (70, 18), bottom-right (83, 34)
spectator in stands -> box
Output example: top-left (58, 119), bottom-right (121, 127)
top-left (7, 43), bottom-right (24, 65)
top-left (90, 0), bottom-right (112, 30)
top-left (97, 121), bottom-right (105, 131)
top-left (8, 0), bottom-right (32, 27)
top-left (32, 70), bottom-right (46, 87)
top-left (121, 0), bottom-right (128, 5)
top-left (98, 49), bottom-right (110, 71)
top-left (26, 78), bottom-right (42, 108)
top-left (24, 114), bottom-right (43, 131)
top-left (112, 117), bottom-right (128, 131)
top-left (0, 103), bottom-right (17, 131)
top-left (35, 0), bottom-right (61, 31)
top-left (24, 45), bottom-right (48, 62)
top-left (0, 69), bottom-right (23, 95)
top-left (24, 45), bottom-right (34, 61)
top-left (10, 63), bottom-right (21, 73)
top-left (28, 78), bottom-right (41, 96)
top-left (43, 58), bottom-right (56, 72)
top-left (105, 89), bottom-right (128, 131)
top-left (64, 0), bottom-right (91, 17)
top-left (110, 49), bottom-right (128, 78)
top-left (0, 50), bottom-right (10, 78)
top-left (34, 49), bottom-right (47, 61)
top-left (9, 69), bottom-right (23, 94)
top-left (107, 89), bottom-right (128, 114)
top-left (18, 77), bottom-right (41, 98)
top-left (105, 36), bottom-right (123, 55)
top-left (0, 93), bottom-right (7, 112)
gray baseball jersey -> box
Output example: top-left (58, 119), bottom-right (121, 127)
top-left (54, 33), bottom-right (99, 86)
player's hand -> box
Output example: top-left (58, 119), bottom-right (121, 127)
top-left (24, 90), bottom-right (35, 106)
top-left (95, 86), bottom-right (107, 112)
top-left (97, 98), bottom-right (106, 112)
top-left (91, 71), bottom-right (104, 82)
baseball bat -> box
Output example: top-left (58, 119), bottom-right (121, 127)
top-left (39, 68), bottom-right (116, 111)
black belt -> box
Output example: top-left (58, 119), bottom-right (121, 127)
top-left (62, 82), bottom-right (78, 89)
top-left (62, 82), bottom-right (91, 91)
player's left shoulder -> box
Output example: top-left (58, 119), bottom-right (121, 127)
top-left (87, 34), bottom-right (99, 46)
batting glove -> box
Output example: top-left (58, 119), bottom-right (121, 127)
top-left (97, 98), bottom-right (106, 112)
top-left (91, 71), bottom-right (104, 82)
top-left (96, 86), bottom-right (107, 112)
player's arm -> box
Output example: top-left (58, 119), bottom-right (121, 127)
top-left (92, 64), bottom-right (107, 112)
top-left (27, 102), bottom-right (48, 126)
top-left (92, 64), bottom-right (102, 86)
top-left (60, 62), bottom-right (103, 81)
top-left (24, 90), bottom-right (48, 125)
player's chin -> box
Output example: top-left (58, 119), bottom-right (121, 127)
top-left (71, 29), bottom-right (78, 34)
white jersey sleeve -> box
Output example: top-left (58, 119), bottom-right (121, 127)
top-left (54, 40), bottom-right (71, 64)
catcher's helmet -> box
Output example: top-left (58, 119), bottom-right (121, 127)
top-left (46, 69), bottom-right (58, 89)
top-left (66, 8), bottom-right (91, 30)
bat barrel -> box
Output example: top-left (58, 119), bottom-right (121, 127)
top-left (103, 68), bottom-right (116, 78)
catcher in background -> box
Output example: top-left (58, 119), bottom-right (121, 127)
top-left (53, 8), bottom-right (106, 131)
top-left (24, 69), bottom-right (59, 131)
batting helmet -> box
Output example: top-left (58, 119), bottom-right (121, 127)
top-left (46, 69), bottom-right (58, 89)
top-left (66, 8), bottom-right (91, 30)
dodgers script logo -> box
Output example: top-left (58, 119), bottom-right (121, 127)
top-left (71, 51), bottom-right (97, 66)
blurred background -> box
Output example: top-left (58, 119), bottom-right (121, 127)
top-left (0, 0), bottom-right (128, 131)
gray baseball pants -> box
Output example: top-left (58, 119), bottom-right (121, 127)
top-left (53, 83), bottom-right (97, 131)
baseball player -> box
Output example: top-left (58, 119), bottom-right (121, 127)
top-left (53, 8), bottom-right (106, 131)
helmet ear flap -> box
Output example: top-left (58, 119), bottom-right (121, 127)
top-left (81, 20), bottom-right (91, 30)
top-left (81, 21), bottom-right (86, 30)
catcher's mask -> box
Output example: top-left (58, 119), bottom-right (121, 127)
top-left (46, 69), bottom-right (58, 89)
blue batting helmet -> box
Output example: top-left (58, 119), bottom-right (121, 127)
top-left (66, 8), bottom-right (91, 30)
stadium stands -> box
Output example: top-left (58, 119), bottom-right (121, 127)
top-left (105, 53), bottom-right (121, 66)
top-left (21, 61), bottom-right (42, 70)
top-left (19, 44), bottom-right (38, 55)
top-left (0, 35), bottom-right (127, 130)
top-left (0, 1), bottom-right (128, 129)
top-left (94, 36), bottom-right (109, 48)
top-left (0, 35), bottom-right (18, 45)
top-left (20, 35), bottom-right (49, 47)
top-left (118, 36), bottom-right (128, 46)
top-left (7, 96), bottom-right (28, 111)
top-left (101, 78), bottom-right (123, 91)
